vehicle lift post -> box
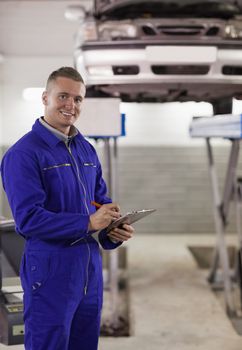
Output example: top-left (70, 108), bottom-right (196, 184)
top-left (206, 138), bottom-right (241, 317)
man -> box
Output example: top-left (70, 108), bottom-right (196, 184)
top-left (0, 67), bottom-right (134, 350)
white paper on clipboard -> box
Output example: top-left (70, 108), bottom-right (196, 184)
top-left (106, 209), bottom-right (156, 232)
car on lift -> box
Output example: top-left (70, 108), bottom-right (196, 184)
top-left (66, 0), bottom-right (242, 113)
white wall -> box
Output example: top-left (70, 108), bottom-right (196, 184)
top-left (1, 56), bottom-right (73, 145)
top-left (119, 99), bottom-right (242, 146)
top-left (120, 101), bottom-right (213, 146)
top-left (233, 98), bottom-right (242, 115)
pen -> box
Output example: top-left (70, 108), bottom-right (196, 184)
top-left (91, 201), bottom-right (102, 208)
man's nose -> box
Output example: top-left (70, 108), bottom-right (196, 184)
top-left (65, 96), bottom-right (75, 109)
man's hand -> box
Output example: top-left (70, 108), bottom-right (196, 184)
top-left (107, 224), bottom-right (134, 243)
top-left (88, 203), bottom-right (121, 231)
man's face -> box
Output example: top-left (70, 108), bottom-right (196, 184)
top-left (42, 76), bottom-right (86, 134)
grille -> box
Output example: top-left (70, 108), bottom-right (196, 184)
top-left (157, 25), bottom-right (204, 35)
top-left (223, 66), bottom-right (242, 75)
top-left (151, 65), bottom-right (209, 75)
top-left (141, 24), bottom-right (220, 37)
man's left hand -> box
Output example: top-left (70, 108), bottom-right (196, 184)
top-left (107, 224), bottom-right (134, 243)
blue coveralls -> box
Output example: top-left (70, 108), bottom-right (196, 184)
top-left (0, 119), bottom-right (121, 350)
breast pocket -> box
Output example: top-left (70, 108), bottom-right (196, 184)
top-left (42, 163), bottom-right (72, 183)
top-left (42, 163), bottom-right (74, 196)
top-left (82, 161), bottom-right (97, 192)
top-left (83, 162), bottom-right (97, 169)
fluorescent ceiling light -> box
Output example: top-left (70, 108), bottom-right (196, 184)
top-left (22, 87), bottom-right (44, 101)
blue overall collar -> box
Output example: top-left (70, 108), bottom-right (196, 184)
top-left (39, 117), bottom-right (78, 143)
top-left (32, 118), bottom-right (83, 148)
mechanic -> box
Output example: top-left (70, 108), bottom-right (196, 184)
top-left (0, 66), bottom-right (134, 350)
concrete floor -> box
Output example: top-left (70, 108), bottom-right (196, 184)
top-left (1, 234), bottom-right (241, 350)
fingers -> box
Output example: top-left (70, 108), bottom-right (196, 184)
top-left (107, 224), bottom-right (134, 242)
top-left (122, 224), bottom-right (135, 233)
top-left (103, 202), bottom-right (120, 213)
top-left (108, 230), bottom-right (131, 242)
top-left (107, 209), bottom-right (120, 220)
top-left (88, 203), bottom-right (121, 231)
top-left (99, 203), bottom-right (121, 220)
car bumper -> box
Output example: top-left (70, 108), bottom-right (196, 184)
top-left (75, 44), bottom-right (242, 86)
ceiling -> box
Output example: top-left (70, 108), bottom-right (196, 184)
top-left (0, 0), bottom-right (92, 57)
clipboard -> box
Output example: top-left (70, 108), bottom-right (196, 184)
top-left (106, 209), bottom-right (156, 232)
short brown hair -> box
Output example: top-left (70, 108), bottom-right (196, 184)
top-left (46, 67), bottom-right (84, 88)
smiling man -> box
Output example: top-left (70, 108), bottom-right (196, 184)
top-left (42, 71), bottom-right (86, 135)
top-left (0, 67), bottom-right (134, 350)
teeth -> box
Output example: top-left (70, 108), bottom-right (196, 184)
top-left (61, 111), bottom-right (73, 116)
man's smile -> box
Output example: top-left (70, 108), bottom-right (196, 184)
top-left (60, 110), bottom-right (75, 117)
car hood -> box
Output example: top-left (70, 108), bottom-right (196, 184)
top-left (94, 0), bottom-right (242, 19)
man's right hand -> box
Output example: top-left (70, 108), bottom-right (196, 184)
top-left (88, 203), bottom-right (121, 231)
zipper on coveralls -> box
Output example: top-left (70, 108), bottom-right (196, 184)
top-left (66, 141), bottom-right (91, 295)
top-left (66, 141), bottom-right (89, 214)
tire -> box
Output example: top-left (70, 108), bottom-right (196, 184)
top-left (86, 86), bottom-right (112, 98)
top-left (212, 97), bottom-right (233, 115)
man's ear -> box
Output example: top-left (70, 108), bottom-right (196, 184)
top-left (42, 91), bottom-right (48, 105)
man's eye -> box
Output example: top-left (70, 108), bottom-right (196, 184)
top-left (59, 95), bottom-right (66, 100)
top-left (75, 97), bottom-right (82, 104)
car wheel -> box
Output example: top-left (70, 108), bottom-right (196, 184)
top-left (86, 86), bottom-right (112, 98)
top-left (212, 97), bottom-right (233, 115)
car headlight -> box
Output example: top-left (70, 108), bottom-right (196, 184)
top-left (99, 22), bottom-right (138, 40)
top-left (225, 24), bottom-right (242, 39)
top-left (75, 20), bottom-right (98, 43)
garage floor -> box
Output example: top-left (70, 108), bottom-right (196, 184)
top-left (1, 234), bottom-right (241, 350)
